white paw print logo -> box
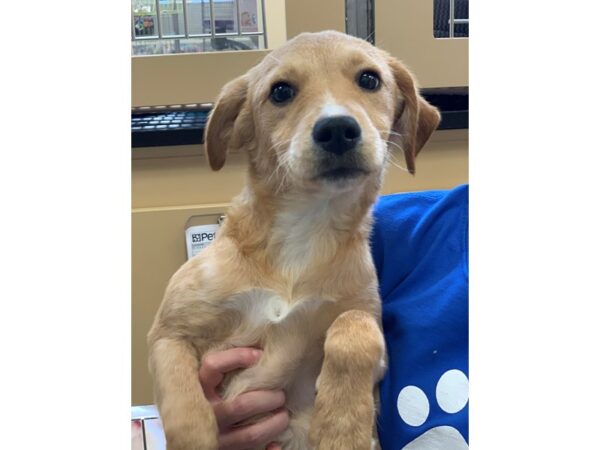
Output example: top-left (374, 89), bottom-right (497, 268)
top-left (397, 369), bottom-right (469, 449)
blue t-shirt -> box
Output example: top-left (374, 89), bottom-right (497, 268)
top-left (372, 185), bottom-right (469, 450)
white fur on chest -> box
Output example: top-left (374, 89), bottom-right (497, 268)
top-left (271, 191), bottom-right (361, 279)
top-left (225, 289), bottom-right (299, 325)
top-left (273, 199), bottom-right (331, 277)
top-left (223, 289), bottom-right (328, 330)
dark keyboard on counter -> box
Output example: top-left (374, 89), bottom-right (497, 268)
top-left (131, 108), bottom-right (210, 148)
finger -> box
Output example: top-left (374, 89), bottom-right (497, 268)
top-left (218, 408), bottom-right (289, 450)
top-left (199, 348), bottom-right (262, 400)
top-left (215, 390), bottom-right (286, 429)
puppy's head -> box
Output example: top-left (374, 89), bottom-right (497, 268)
top-left (206, 31), bottom-right (440, 193)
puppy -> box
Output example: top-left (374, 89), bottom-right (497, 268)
top-left (148, 30), bottom-right (440, 450)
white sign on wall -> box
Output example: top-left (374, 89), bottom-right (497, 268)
top-left (185, 223), bottom-right (220, 260)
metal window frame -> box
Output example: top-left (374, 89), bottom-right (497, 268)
top-left (132, 0), bottom-right (267, 48)
top-left (345, 0), bottom-right (375, 43)
top-left (448, 0), bottom-right (469, 38)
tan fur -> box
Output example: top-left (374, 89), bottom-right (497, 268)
top-left (309, 311), bottom-right (385, 450)
top-left (148, 31), bottom-right (440, 450)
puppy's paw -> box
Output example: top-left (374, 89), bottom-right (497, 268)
top-left (324, 310), bottom-right (385, 372)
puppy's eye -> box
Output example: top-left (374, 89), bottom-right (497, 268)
top-left (270, 82), bottom-right (295, 104)
top-left (357, 71), bottom-right (381, 91)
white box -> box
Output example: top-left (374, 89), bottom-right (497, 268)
top-left (131, 405), bottom-right (166, 450)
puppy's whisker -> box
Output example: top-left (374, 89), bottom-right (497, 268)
top-left (279, 154), bottom-right (294, 194)
top-left (268, 149), bottom-right (292, 195)
top-left (265, 138), bottom-right (293, 155)
top-left (264, 139), bottom-right (293, 186)
top-left (387, 131), bottom-right (405, 139)
top-left (382, 139), bottom-right (407, 154)
top-left (382, 141), bottom-right (410, 172)
top-left (375, 128), bottom-right (405, 140)
top-left (275, 158), bottom-right (290, 187)
top-left (386, 153), bottom-right (409, 173)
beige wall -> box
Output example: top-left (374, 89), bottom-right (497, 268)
top-left (131, 0), bottom-right (468, 406)
top-left (285, 0), bottom-right (345, 38)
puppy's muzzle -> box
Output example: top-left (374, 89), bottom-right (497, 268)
top-left (312, 115), bottom-right (361, 155)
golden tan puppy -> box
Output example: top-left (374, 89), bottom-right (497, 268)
top-left (148, 30), bottom-right (440, 450)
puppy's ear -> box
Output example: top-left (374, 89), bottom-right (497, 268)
top-left (387, 57), bottom-right (441, 174)
top-left (205, 75), bottom-right (252, 171)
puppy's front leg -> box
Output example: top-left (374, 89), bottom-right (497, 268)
top-left (149, 337), bottom-right (218, 450)
top-left (309, 310), bottom-right (386, 450)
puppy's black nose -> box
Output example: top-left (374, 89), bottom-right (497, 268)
top-left (312, 116), bottom-right (361, 155)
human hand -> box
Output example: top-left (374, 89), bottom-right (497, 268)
top-left (199, 347), bottom-right (289, 450)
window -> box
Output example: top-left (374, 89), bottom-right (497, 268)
top-left (131, 0), bottom-right (267, 56)
top-left (434, 0), bottom-right (469, 38)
